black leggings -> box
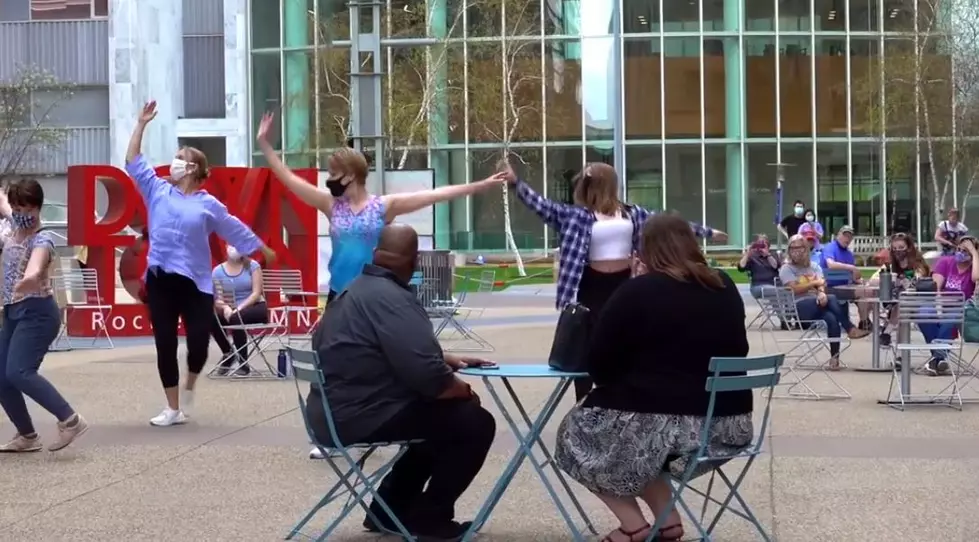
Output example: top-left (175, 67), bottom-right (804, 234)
top-left (574, 267), bottom-right (632, 401)
top-left (210, 302), bottom-right (269, 363)
top-left (145, 270), bottom-right (215, 389)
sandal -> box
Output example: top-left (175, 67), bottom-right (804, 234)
top-left (655, 523), bottom-right (684, 541)
top-left (602, 524), bottom-right (650, 542)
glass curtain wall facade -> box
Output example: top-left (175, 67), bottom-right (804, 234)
top-left (248, 0), bottom-right (950, 251)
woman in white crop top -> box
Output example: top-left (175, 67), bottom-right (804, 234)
top-left (504, 162), bottom-right (726, 400)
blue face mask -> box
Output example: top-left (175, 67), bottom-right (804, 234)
top-left (10, 211), bottom-right (37, 230)
top-left (955, 250), bottom-right (971, 264)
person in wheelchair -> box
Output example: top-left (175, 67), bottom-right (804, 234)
top-left (210, 246), bottom-right (269, 376)
top-left (779, 235), bottom-right (870, 371)
top-left (870, 233), bottom-right (931, 347)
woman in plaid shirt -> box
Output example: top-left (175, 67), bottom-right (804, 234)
top-left (502, 163), bottom-right (725, 400)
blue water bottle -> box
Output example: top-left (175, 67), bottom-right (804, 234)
top-left (277, 349), bottom-right (290, 378)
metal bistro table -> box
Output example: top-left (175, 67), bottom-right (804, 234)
top-left (830, 283), bottom-right (909, 373)
top-left (457, 364), bottom-right (597, 542)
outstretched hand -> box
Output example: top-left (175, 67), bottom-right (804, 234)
top-left (138, 101), bottom-right (158, 125)
top-left (498, 163), bottom-right (517, 184)
top-left (257, 112), bottom-right (276, 144)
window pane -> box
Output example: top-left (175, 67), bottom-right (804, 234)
top-left (814, 37), bottom-right (846, 137)
top-left (663, 38), bottom-right (702, 138)
top-left (545, 39), bottom-right (583, 141)
top-left (251, 0), bottom-right (280, 49)
top-left (622, 0), bottom-right (660, 34)
top-left (746, 143), bottom-right (814, 242)
top-left (745, 36), bottom-right (775, 137)
top-left (251, 53), bottom-right (283, 151)
top-left (546, 146), bottom-right (583, 247)
top-left (705, 144), bottom-right (731, 245)
top-left (779, 38), bottom-right (812, 136)
top-left (470, 148), bottom-right (545, 250)
top-left (664, 145), bottom-right (703, 224)
top-left (625, 144), bottom-right (663, 212)
top-left (314, 46), bottom-right (350, 149)
top-left (624, 37), bottom-right (660, 139)
top-left (31, 0), bottom-right (92, 20)
top-left (93, 0), bottom-right (107, 17)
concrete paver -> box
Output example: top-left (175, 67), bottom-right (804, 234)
top-left (3, 301), bottom-right (979, 541)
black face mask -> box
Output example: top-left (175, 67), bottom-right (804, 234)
top-left (326, 177), bottom-right (348, 197)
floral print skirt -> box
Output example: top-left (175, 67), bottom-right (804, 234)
top-left (554, 406), bottom-right (753, 497)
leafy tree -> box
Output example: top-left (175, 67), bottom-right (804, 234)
top-left (0, 66), bottom-right (73, 180)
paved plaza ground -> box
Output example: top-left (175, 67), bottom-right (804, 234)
top-left (3, 292), bottom-right (979, 541)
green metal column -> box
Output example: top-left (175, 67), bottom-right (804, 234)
top-left (429, 0), bottom-right (452, 248)
top-left (284, 0), bottom-right (310, 167)
top-left (723, 0), bottom-right (744, 246)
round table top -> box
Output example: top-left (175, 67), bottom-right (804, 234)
top-left (458, 363), bottom-right (588, 378)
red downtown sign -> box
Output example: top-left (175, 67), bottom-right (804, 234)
top-left (65, 165), bottom-right (319, 337)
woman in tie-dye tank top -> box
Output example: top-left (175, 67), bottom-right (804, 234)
top-left (256, 112), bottom-right (506, 300)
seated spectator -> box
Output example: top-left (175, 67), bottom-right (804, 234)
top-left (554, 214), bottom-right (754, 542)
top-left (802, 229), bottom-right (823, 267)
top-left (210, 246), bottom-right (269, 376)
top-left (780, 234), bottom-right (869, 370)
top-left (918, 236), bottom-right (979, 376)
top-left (307, 224), bottom-right (496, 541)
top-left (821, 225), bottom-right (872, 329)
top-left (737, 234), bottom-right (786, 329)
top-left (870, 233), bottom-right (930, 346)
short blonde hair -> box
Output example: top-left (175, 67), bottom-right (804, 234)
top-left (329, 148), bottom-right (369, 184)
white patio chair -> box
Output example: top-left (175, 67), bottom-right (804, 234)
top-left (207, 279), bottom-right (288, 380)
top-left (262, 269), bottom-right (322, 345)
top-left (50, 268), bottom-right (114, 350)
top-left (428, 275), bottom-right (493, 352)
top-left (887, 291), bottom-right (966, 409)
top-left (763, 286), bottom-right (851, 400)
top-left (746, 284), bottom-right (781, 330)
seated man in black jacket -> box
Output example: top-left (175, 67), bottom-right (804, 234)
top-left (306, 224), bottom-right (496, 542)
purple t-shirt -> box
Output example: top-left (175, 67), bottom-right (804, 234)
top-left (934, 256), bottom-right (976, 299)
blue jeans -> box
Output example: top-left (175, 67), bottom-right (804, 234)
top-left (918, 322), bottom-right (959, 360)
top-left (0, 296), bottom-right (74, 435)
top-left (795, 295), bottom-right (854, 355)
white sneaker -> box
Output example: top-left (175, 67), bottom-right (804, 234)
top-left (150, 408), bottom-right (187, 427)
top-left (182, 390), bottom-right (195, 414)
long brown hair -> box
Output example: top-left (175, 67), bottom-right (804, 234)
top-left (572, 162), bottom-right (621, 216)
top-left (640, 213), bottom-right (724, 289)
top-left (889, 232), bottom-right (929, 275)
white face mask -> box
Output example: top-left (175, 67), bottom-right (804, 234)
top-left (226, 247), bottom-right (241, 261)
top-left (170, 158), bottom-right (189, 181)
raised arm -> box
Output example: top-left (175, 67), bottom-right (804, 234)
top-left (0, 189), bottom-right (9, 219)
top-left (124, 101), bottom-right (167, 201)
top-left (382, 172), bottom-right (506, 223)
top-left (256, 112), bottom-right (334, 217)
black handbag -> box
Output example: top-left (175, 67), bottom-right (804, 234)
top-left (548, 303), bottom-right (591, 373)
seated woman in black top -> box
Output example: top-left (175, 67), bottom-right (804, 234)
top-left (554, 214), bottom-right (753, 542)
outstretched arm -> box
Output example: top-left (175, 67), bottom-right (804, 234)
top-left (124, 101), bottom-right (167, 201)
top-left (381, 173), bottom-right (506, 222)
top-left (632, 206), bottom-right (721, 240)
top-left (256, 112), bottom-right (334, 217)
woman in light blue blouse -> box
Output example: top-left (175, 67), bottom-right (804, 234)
top-left (211, 246), bottom-right (268, 376)
top-left (126, 101), bottom-right (276, 428)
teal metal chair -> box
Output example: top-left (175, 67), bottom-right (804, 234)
top-left (647, 353), bottom-right (784, 542)
top-left (286, 347), bottom-right (423, 541)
